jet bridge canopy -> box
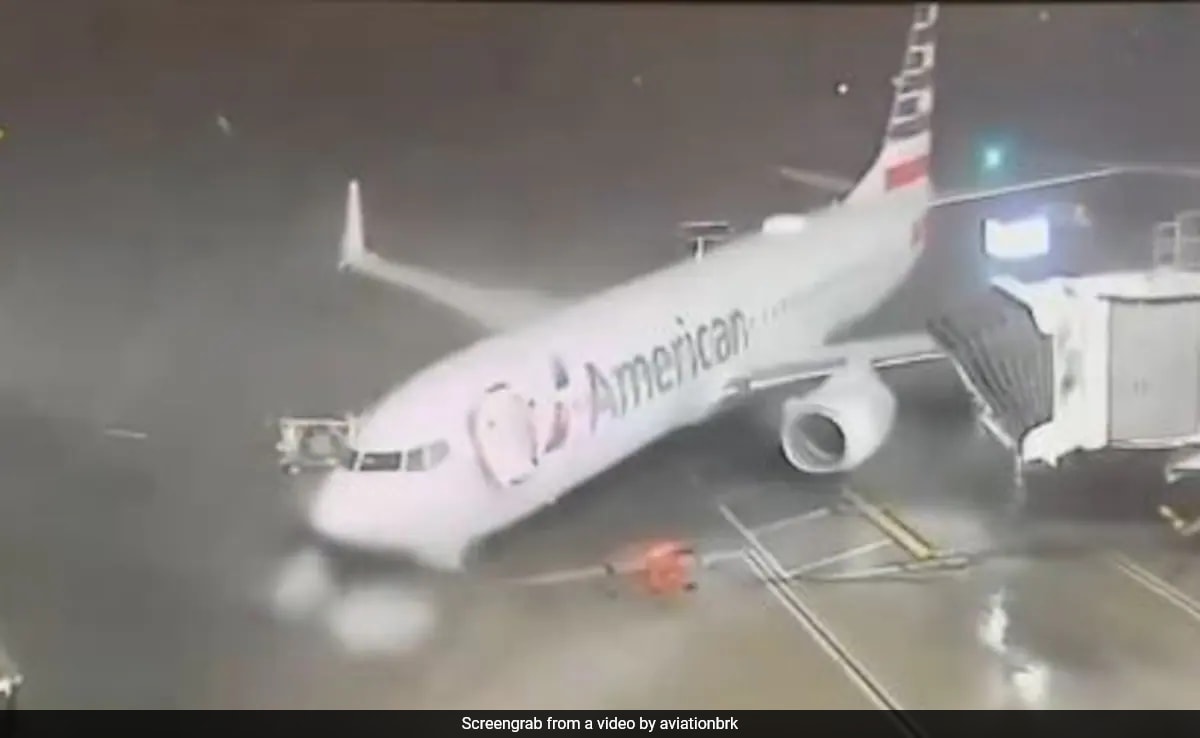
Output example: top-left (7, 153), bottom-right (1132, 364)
top-left (927, 289), bottom-right (1053, 450)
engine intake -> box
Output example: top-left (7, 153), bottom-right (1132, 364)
top-left (780, 366), bottom-right (897, 474)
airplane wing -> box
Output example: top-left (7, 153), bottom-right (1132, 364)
top-left (777, 162), bottom-right (1200, 210)
top-left (721, 331), bottom-right (944, 402)
top-left (337, 180), bottom-right (563, 333)
top-left (776, 165), bottom-right (1129, 205)
top-left (928, 167), bottom-right (1127, 208)
top-left (775, 165), bottom-right (857, 195)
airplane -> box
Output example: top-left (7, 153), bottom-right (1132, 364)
top-left (285, 3), bottom-right (1142, 571)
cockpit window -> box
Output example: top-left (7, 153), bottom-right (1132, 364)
top-left (405, 446), bottom-right (425, 472)
top-left (341, 441), bottom-right (449, 473)
top-left (343, 451), bottom-right (403, 472)
top-left (427, 440), bottom-right (450, 467)
top-left (404, 440), bottom-right (450, 471)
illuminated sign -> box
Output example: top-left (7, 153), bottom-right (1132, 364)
top-left (982, 214), bottom-right (1051, 261)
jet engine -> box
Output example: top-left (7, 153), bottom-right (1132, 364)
top-left (779, 365), bottom-right (897, 474)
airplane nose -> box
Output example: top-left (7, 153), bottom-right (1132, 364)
top-left (307, 474), bottom-right (370, 546)
top-left (302, 469), bottom-right (470, 569)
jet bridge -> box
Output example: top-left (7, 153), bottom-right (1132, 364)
top-left (930, 210), bottom-right (1200, 488)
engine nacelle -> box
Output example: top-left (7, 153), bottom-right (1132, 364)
top-left (761, 213), bottom-right (808, 236)
top-left (779, 366), bottom-right (897, 474)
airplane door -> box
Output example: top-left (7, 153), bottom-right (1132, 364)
top-left (536, 356), bottom-right (575, 456)
top-left (470, 383), bottom-right (540, 487)
top-left (469, 358), bottom-right (580, 489)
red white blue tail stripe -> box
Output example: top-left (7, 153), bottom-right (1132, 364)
top-left (848, 4), bottom-right (937, 202)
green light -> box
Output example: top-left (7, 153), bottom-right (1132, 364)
top-left (982, 145), bottom-right (1005, 172)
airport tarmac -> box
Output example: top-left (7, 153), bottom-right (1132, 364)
top-left (463, 368), bottom-right (1200, 713)
top-left (4, 3), bottom-right (1200, 712)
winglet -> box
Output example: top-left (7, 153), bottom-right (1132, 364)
top-left (339, 179), bottom-right (366, 272)
top-left (329, 177), bottom-right (558, 332)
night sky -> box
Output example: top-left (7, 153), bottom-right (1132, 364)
top-left (4, 3), bottom-right (1200, 287)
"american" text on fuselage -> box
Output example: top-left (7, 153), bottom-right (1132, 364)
top-left (585, 309), bottom-right (750, 430)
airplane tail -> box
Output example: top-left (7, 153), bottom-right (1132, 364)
top-left (846, 4), bottom-right (938, 204)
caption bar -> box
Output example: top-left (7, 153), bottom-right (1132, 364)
top-left (463, 716), bottom-right (739, 732)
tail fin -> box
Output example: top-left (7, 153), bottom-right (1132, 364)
top-left (339, 179), bottom-right (367, 271)
top-left (847, 4), bottom-right (938, 204)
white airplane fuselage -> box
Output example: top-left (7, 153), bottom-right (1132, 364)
top-left (308, 185), bottom-right (929, 568)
